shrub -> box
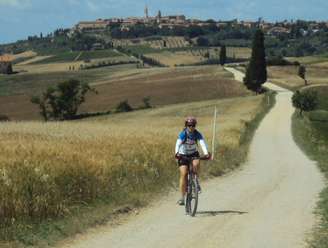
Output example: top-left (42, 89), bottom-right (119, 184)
top-left (267, 56), bottom-right (293, 66)
top-left (142, 96), bottom-right (152, 109)
top-left (31, 79), bottom-right (97, 121)
top-left (115, 100), bottom-right (133, 113)
top-left (0, 114), bottom-right (9, 121)
top-left (292, 90), bottom-right (319, 116)
top-left (196, 37), bottom-right (209, 47)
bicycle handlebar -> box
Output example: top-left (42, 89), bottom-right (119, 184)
top-left (176, 154), bottom-right (212, 161)
top-left (199, 155), bottom-right (212, 161)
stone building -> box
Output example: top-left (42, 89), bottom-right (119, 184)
top-left (76, 19), bottom-right (110, 31)
top-left (0, 55), bottom-right (13, 74)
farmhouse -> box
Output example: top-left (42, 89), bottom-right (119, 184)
top-left (0, 55), bottom-right (13, 74)
top-left (76, 19), bottom-right (110, 31)
top-left (267, 27), bottom-right (290, 36)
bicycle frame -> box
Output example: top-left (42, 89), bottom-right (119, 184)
top-left (185, 157), bottom-right (199, 217)
top-left (178, 155), bottom-right (208, 216)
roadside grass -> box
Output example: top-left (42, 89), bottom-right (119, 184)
top-left (0, 91), bottom-right (276, 247)
top-left (291, 85), bottom-right (328, 248)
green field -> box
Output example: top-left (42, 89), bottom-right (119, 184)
top-left (31, 49), bottom-right (121, 64)
top-left (0, 64), bottom-right (137, 96)
top-left (123, 45), bottom-right (162, 54)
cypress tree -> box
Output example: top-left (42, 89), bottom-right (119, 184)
top-left (219, 45), bottom-right (227, 66)
top-left (298, 65), bottom-right (307, 85)
top-left (244, 29), bottom-right (267, 92)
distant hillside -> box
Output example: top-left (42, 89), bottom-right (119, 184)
top-left (1, 20), bottom-right (328, 58)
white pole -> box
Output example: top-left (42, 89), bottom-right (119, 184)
top-left (211, 106), bottom-right (217, 160)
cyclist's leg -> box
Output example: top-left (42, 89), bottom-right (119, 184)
top-left (192, 159), bottom-right (202, 192)
top-left (192, 159), bottom-right (200, 176)
top-left (179, 165), bottom-right (188, 198)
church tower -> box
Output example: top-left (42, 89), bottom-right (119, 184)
top-left (157, 10), bottom-right (162, 23)
top-left (145, 5), bottom-right (149, 19)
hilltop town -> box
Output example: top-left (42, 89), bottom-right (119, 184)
top-left (1, 5), bottom-right (328, 74)
top-left (72, 6), bottom-right (327, 36)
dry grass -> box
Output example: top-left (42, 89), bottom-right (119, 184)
top-left (15, 61), bottom-right (85, 74)
top-left (11, 51), bottom-right (37, 61)
top-left (287, 55), bottom-right (328, 65)
top-left (146, 51), bottom-right (205, 67)
top-left (0, 95), bottom-right (265, 231)
top-left (14, 55), bottom-right (133, 73)
top-left (113, 37), bottom-right (189, 49)
top-left (226, 47), bottom-right (251, 59)
top-left (268, 65), bottom-right (328, 89)
top-left (0, 66), bottom-right (249, 120)
top-left (70, 66), bottom-right (250, 114)
top-left (16, 56), bottom-right (54, 65)
top-left (145, 47), bottom-right (251, 67)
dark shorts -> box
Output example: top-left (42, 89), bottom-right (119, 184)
top-left (178, 152), bottom-right (200, 166)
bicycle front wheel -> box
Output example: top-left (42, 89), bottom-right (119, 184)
top-left (185, 177), bottom-right (198, 217)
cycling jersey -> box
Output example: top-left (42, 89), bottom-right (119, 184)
top-left (175, 129), bottom-right (209, 156)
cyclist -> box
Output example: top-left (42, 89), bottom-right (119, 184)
top-left (175, 116), bottom-right (211, 206)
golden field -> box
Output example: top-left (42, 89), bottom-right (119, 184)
top-left (268, 65), bottom-right (328, 89)
top-left (0, 66), bottom-right (249, 120)
top-left (145, 47), bottom-right (251, 67)
top-left (146, 51), bottom-right (205, 67)
top-left (0, 95), bottom-right (268, 235)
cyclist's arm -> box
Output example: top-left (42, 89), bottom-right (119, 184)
top-left (199, 139), bottom-right (209, 155)
top-left (175, 138), bottom-right (182, 154)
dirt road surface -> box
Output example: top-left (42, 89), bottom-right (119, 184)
top-left (60, 68), bottom-right (325, 248)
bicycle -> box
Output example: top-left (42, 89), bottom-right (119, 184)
top-left (184, 155), bottom-right (210, 217)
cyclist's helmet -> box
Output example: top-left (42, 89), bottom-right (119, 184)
top-left (185, 116), bottom-right (197, 127)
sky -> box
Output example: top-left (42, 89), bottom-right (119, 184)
top-left (1, 0), bottom-right (328, 44)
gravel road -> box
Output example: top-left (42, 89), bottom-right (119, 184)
top-left (60, 68), bottom-right (325, 248)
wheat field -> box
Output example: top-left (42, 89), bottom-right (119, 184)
top-left (0, 95), bottom-right (265, 230)
top-left (268, 65), bottom-right (328, 89)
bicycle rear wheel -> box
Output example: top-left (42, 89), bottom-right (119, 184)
top-left (185, 177), bottom-right (198, 216)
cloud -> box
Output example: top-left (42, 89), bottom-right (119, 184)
top-left (86, 0), bottom-right (99, 12)
top-left (67, 0), bottom-right (79, 5)
top-left (0, 0), bottom-right (31, 8)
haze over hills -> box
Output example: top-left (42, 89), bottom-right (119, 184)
top-left (1, 0), bottom-right (328, 44)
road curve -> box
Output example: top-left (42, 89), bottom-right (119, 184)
top-left (60, 68), bottom-right (325, 248)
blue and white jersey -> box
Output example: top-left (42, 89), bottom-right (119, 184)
top-left (175, 129), bottom-right (209, 155)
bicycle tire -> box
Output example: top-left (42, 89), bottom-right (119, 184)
top-left (185, 175), bottom-right (199, 216)
top-left (185, 174), bottom-right (192, 215)
top-left (189, 177), bottom-right (199, 217)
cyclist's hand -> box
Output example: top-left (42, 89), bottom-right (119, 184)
top-left (175, 153), bottom-right (181, 160)
top-left (205, 152), bottom-right (212, 160)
